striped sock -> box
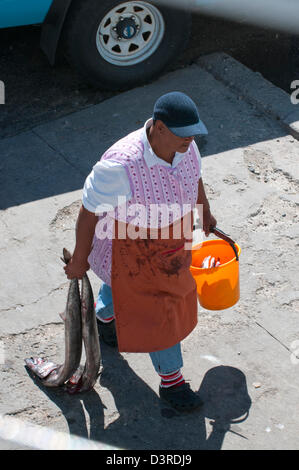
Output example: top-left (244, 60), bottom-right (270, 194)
top-left (98, 315), bottom-right (115, 323)
top-left (159, 369), bottom-right (185, 388)
top-left (94, 303), bottom-right (115, 323)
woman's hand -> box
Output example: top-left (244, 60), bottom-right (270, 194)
top-left (64, 255), bottom-right (90, 280)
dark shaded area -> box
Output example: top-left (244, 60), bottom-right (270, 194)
top-left (0, 89), bottom-right (289, 210)
top-left (184, 13), bottom-right (299, 94)
top-left (1, 13), bottom-right (299, 139)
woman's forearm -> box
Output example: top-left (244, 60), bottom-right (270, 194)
top-left (73, 205), bottom-right (98, 262)
top-left (196, 178), bottom-right (217, 235)
top-left (197, 177), bottom-right (210, 212)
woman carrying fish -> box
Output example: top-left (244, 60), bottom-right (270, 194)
top-left (64, 92), bottom-right (217, 412)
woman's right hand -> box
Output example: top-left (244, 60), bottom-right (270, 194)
top-left (64, 255), bottom-right (90, 280)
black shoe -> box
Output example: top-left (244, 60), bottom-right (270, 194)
top-left (96, 318), bottom-right (118, 348)
top-left (159, 382), bottom-right (203, 412)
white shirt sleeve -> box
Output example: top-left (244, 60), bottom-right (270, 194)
top-left (82, 160), bottom-right (132, 214)
top-left (192, 141), bottom-right (203, 179)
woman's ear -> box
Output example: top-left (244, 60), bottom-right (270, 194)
top-left (156, 120), bottom-right (165, 135)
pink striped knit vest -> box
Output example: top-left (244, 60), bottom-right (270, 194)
top-left (88, 128), bottom-right (200, 286)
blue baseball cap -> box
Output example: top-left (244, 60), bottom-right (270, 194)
top-left (153, 91), bottom-right (208, 137)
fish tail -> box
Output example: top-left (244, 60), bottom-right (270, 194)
top-left (62, 248), bottom-right (72, 265)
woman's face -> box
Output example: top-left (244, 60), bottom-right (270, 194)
top-left (156, 120), bottom-right (194, 153)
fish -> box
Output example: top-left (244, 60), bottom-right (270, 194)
top-left (24, 357), bottom-right (58, 379)
top-left (25, 248), bottom-right (83, 387)
top-left (65, 271), bottom-right (102, 394)
top-left (201, 256), bottom-right (221, 269)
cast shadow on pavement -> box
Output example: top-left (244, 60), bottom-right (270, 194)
top-left (0, 106), bottom-right (290, 210)
top-left (25, 345), bottom-right (251, 450)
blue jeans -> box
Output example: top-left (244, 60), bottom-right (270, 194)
top-left (95, 283), bottom-right (183, 375)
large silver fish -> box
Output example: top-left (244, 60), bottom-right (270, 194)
top-left (25, 249), bottom-right (82, 387)
top-left (66, 272), bottom-right (102, 394)
top-left (25, 248), bottom-right (102, 394)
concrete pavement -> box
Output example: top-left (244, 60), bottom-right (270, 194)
top-left (0, 53), bottom-right (298, 450)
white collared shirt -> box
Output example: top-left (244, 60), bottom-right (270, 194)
top-left (82, 119), bottom-right (202, 213)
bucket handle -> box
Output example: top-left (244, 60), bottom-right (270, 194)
top-left (192, 225), bottom-right (239, 261)
top-left (210, 227), bottom-right (239, 261)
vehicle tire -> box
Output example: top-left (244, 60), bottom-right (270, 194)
top-left (63, 0), bottom-right (191, 90)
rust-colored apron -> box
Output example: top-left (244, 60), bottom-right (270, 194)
top-left (111, 213), bottom-right (198, 352)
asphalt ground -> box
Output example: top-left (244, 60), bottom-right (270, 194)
top-left (1, 13), bottom-right (299, 139)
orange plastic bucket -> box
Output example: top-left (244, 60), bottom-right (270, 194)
top-left (190, 239), bottom-right (241, 310)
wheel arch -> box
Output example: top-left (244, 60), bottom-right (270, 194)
top-left (40, 0), bottom-right (73, 65)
